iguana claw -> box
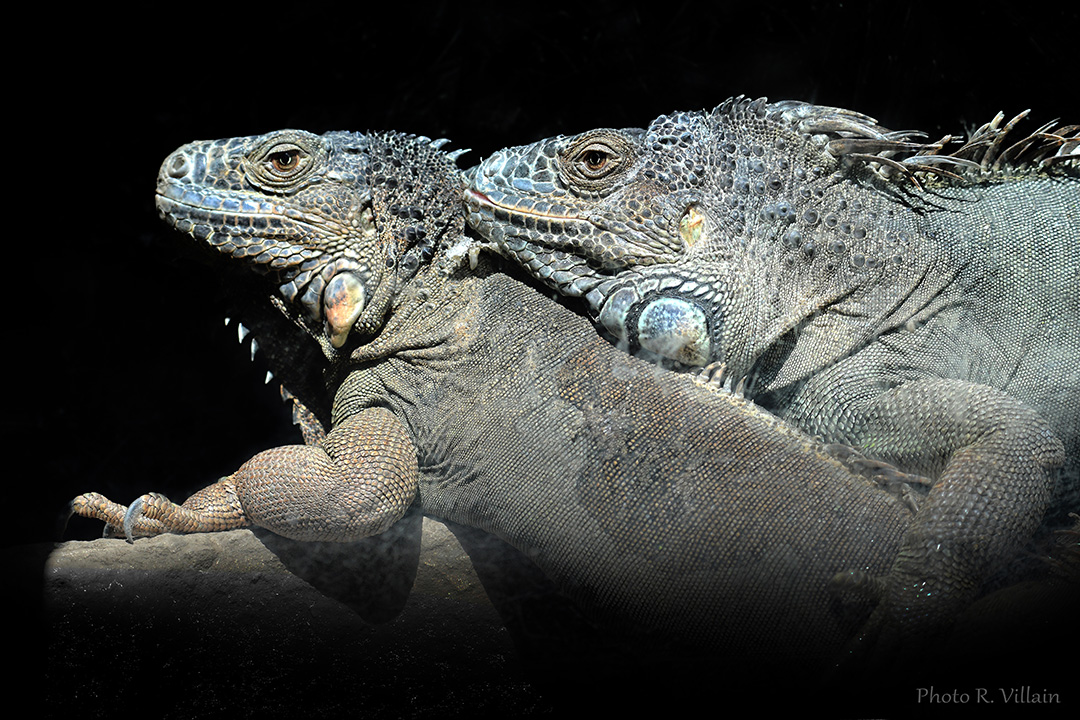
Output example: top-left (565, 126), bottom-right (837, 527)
top-left (122, 495), bottom-right (149, 543)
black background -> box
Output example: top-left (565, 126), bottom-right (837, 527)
top-left (11, 2), bottom-right (1077, 715)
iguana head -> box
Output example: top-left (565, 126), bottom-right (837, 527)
top-left (156, 130), bottom-right (468, 355)
top-left (464, 111), bottom-right (746, 368)
top-left (464, 101), bottom-right (801, 370)
top-left (465, 122), bottom-right (700, 284)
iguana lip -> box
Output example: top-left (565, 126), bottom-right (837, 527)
top-left (464, 187), bottom-right (582, 222)
top-left (463, 188), bottom-right (490, 206)
top-left (155, 182), bottom-right (327, 228)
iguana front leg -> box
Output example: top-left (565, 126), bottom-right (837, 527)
top-left (810, 377), bottom-right (1063, 644)
top-left (71, 407), bottom-right (418, 542)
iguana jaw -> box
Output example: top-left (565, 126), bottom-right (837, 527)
top-left (465, 185), bottom-right (698, 300)
top-left (154, 178), bottom-right (335, 273)
top-left (463, 187), bottom-right (602, 296)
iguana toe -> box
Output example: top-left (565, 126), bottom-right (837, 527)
top-left (70, 492), bottom-right (167, 539)
top-left (122, 495), bottom-right (150, 542)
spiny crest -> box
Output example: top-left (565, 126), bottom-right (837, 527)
top-left (714, 96), bottom-right (1078, 189)
top-left (366, 132), bottom-right (469, 272)
top-left (946, 111), bottom-right (1078, 173)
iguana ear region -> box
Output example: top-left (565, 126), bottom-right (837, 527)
top-left (323, 271), bottom-right (367, 348)
top-left (679, 204), bottom-right (705, 248)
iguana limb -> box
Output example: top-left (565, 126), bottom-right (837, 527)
top-left (73, 408), bottom-right (417, 542)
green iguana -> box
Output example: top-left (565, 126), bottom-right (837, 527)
top-left (464, 97), bottom-right (1077, 643)
top-left (69, 127), bottom-right (919, 666)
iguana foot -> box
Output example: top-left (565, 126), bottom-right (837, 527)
top-left (693, 362), bottom-right (748, 397)
top-left (828, 567), bottom-right (923, 676)
top-left (70, 492), bottom-right (164, 538)
top-left (71, 478), bottom-right (248, 542)
top-left (830, 568), bottom-right (888, 600)
top-left (825, 444), bottom-right (931, 514)
top-left (126, 483), bottom-right (249, 539)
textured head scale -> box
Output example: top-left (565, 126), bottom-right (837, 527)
top-left (156, 129), bottom-right (467, 352)
top-left (466, 125), bottom-right (695, 278)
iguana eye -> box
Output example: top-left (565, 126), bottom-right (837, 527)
top-left (583, 150), bottom-right (609, 172)
top-left (256, 143), bottom-right (312, 180)
top-left (244, 132), bottom-right (325, 191)
top-left (560, 132), bottom-right (634, 194)
top-left (270, 149), bottom-right (301, 173)
top-left (575, 144), bottom-right (617, 178)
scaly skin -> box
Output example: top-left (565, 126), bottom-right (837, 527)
top-left (70, 128), bottom-right (918, 663)
top-left (465, 97), bottom-right (1078, 647)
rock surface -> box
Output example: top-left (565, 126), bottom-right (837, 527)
top-left (26, 514), bottom-right (570, 717)
top-left (18, 513), bottom-right (1078, 718)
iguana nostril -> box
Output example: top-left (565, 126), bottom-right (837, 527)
top-left (167, 153), bottom-right (190, 179)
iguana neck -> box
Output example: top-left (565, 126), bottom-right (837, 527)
top-left (334, 250), bottom-right (494, 366)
